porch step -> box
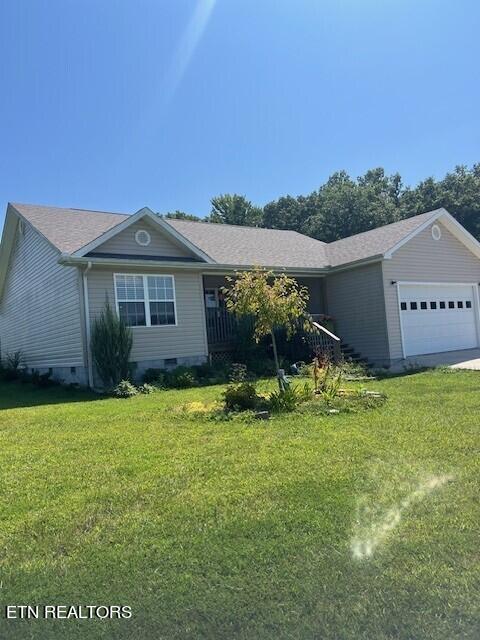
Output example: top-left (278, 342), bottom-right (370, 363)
top-left (340, 342), bottom-right (373, 368)
top-left (341, 346), bottom-right (356, 355)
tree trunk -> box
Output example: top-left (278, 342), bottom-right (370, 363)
top-left (271, 330), bottom-right (283, 390)
top-left (270, 330), bottom-right (280, 371)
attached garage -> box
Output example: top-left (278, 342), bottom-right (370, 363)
top-left (398, 283), bottom-right (479, 357)
top-left (326, 209), bottom-right (480, 366)
top-left (380, 211), bottom-right (480, 365)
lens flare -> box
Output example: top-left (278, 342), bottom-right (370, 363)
top-left (351, 474), bottom-right (454, 560)
top-left (164, 0), bottom-right (217, 102)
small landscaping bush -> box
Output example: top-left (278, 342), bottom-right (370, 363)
top-left (6, 350), bottom-right (24, 372)
top-left (1, 350), bottom-right (24, 381)
top-left (138, 383), bottom-right (155, 394)
top-left (319, 369), bottom-right (343, 402)
top-left (0, 356), bottom-right (61, 389)
top-left (170, 367), bottom-right (198, 389)
top-left (30, 369), bottom-right (56, 388)
top-left (267, 382), bottom-right (313, 413)
top-left (113, 380), bottom-right (138, 398)
top-left (337, 358), bottom-right (369, 378)
top-left (143, 359), bottom-right (283, 390)
top-left (301, 356), bottom-right (344, 400)
top-left (223, 381), bottom-right (259, 411)
top-left (144, 363), bottom-right (231, 388)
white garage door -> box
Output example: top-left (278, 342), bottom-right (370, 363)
top-left (399, 283), bottom-right (479, 356)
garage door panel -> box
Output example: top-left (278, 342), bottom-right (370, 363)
top-left (399, 284), bottom-right (478, 356)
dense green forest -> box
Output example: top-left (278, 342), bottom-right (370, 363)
top-left (164, 164), bottom-right (480, 241)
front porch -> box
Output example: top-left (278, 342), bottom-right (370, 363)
top-left (202, 274), bottom-right (340, 360)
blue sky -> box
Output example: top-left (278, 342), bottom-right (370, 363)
top-left (1, 0), bottom-right (479, 226)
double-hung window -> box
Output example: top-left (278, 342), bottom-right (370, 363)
top-left (114, 274), bottom-right (177, 327)
top-left (147, 275), bottom-right (176, 325)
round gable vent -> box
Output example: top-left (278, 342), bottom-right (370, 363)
top-left (135, 229), bottom-right (151, 246)
top-left (431, 224), bottom-right (442, 241)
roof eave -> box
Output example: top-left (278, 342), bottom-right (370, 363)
top-left (0, 204), bottom-right (65, 302)
top-left (59, 254), bottom-right (329, 274)
top-left (438, 211), bottom-right (480, 259)
top-left (0, 205), bottom-right (20, 300)
top-left (328, 254), bottom-right (385, 272)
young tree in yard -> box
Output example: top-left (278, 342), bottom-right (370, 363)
top-left (223, 268), bottom-right (313, 385)
top-left (90, 300), bottom-right (133, 388)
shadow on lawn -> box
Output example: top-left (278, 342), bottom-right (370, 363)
top-left (0, 382), bottom-right (103, 410)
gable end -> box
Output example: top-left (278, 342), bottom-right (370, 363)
top-left (384, 209), bottom-right (480, 261)
top-left (72, 208), bottom-right (214, 263)
top-left (88, 217), bottom-right (202, 261)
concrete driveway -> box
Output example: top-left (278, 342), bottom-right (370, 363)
top-left (399, 348), bottom-right (480, 371)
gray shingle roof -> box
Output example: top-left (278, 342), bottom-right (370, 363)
top-left (165, 219), bottom-right (329, 268)
top-left (11, 203), bottom-right (129, 254)
top-left (8, 202), bottom-right (443, 270)
top-left (326, 210), bottom-right (442, 267)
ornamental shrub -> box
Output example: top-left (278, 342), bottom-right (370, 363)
top-left (91, 301), bottom-right (133, 388)
top-left (138, 383), bottom-right (155, 394)
top-left (1, 350), bottom-right (24, 381)
top-left (113, 380), bottom-right (138, 398)
top-left (267, 382), bottom-right (313, 413)
top-left (223, 381), bottom-right (259, 412)
top-left (170, 368), bottom-right (197, 389)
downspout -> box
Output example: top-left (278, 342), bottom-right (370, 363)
top-left (82, 261), bottom-right (94, 388)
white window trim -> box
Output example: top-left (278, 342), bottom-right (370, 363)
top-left (113, 273), bottom-right (178, 328)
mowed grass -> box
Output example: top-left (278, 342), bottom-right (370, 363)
top-left (0, 371), bottom-right (479, 640)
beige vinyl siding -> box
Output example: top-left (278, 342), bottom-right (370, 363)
top-left (87, 266), bottom-right (208, 362)
top-left (325, 262), bottom-right (390, 363)
top-left (0, 222), bottom-right (84, 367)
top-left (91, 218), bottom-right (194, 258)
top-left (383, 221), bottom-right (480, 360)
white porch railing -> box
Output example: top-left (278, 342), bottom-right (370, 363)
top-left (307, 319), bottom-right (342, 362)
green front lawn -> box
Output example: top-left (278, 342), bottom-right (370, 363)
top-left (0, 371), bottom-right (479, 639)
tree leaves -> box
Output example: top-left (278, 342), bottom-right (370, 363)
top-left (207, 164), bottom-right (480, 241)
top-left (208, 194), bottom-right (263, 226)
top-left (222, 268), bottom-right (313, 371)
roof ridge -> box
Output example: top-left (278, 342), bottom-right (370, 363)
top-left (167, 218), bottom-right (300, 233)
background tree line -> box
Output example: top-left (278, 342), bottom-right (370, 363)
top-left (162, 164), bottom-right (480, 241)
